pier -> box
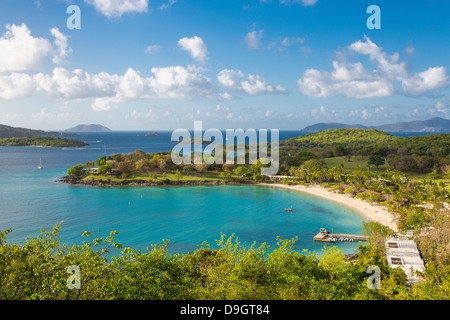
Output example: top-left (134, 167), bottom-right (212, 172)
top-left (313, 228), bottom-right (368, 243)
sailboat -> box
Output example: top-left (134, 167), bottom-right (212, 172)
top-left (38, 158), bottom-right (43, 169)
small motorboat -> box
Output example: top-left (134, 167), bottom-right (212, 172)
top-left (284, 206), bottom-right (293, 212)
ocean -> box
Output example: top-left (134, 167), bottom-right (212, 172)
top-left (0, 130), bottom-right (392, 256)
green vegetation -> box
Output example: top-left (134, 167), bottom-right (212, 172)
top-left (1, 222), bottom-right (447, 300)
top-left (280, 129), bottom-right (450, 174)
top-left (0, 123), bottom-right (77, 139)
top-left (0, 136), bottom-right (87, 147)
top-left (65, 149), bottom-right (269, 185)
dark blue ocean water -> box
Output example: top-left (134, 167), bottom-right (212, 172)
top-left (0, 130), bottom-right (401, 256)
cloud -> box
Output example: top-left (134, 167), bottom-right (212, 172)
top-left (298, 60), bottom-right (395, 98)
top-left (269, 36), bottom-right (305, 52)
top-left (280, 0), bottom-right (318, 6)
top-left (84, 0), bottom-right (149, 18)
top-left (0, 66), bottom-right (218, 110)
top-left (402, 67), bottom-right (448, 96)
top-left (428, 98), bottom-right (450, 118)
top-left (218, 69), bottom-right (287, 96)
top-left (145, 44), bottom-right (161, 54)
top-left (298, 36), bottom-right (449, 98)
top-left (125, 108), bottom-right (155, 122)
top-left (0, 24), bottom-right (72, 73)
top-left (159, 0), bottom-right (176, 10)
top-left (405, 45), bottom-right (415, 56)
top-left (0, 72), bottom-right (36, 100)
top-left (0, 23), bottom-right (53, 72)
top-left (245, 29), bottom-right (263, 50)
top-left (261, 0), bottom-right (318, 6)
top-left (50, 27), bottom-right (72, 64)
top-left (178, 36), bottom-right (208, 63)
top-left (32, 104), bottom-right (82, 125)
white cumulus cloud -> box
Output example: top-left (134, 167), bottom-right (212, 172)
top-left (84, 0), bottom-right (149, 18)
top-left (50, 27), bottom-right (72, 64)
top-left (0, 24), bottom-right (53, 72)
top-left (0, 24), bottom-right (72, 73)
top-left (0, 66), bottom-right (218, 110)
top-left (402, 67), bottom-right (448, 96)
top-left (298, 35), bottom-right (449, 98)
top-left (0, 72), bottom-right (36, 100)
top-left (218, 69), bottom-right (287, 96)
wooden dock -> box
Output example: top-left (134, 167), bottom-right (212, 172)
top-left (313, 228), bottom-right (368, 243)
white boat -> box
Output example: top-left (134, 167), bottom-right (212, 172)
top-left (38, 158), bottom-right (43, 169)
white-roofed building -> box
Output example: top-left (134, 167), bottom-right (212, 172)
top-left (385, 238), bottom-right (425, 286)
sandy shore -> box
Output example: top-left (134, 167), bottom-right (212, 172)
top-left (260, 183), bottom-right (398, 232)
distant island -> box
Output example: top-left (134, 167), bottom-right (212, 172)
top-left (145, 132), bottom-right (159, 137)
top-left (65, 124), bottom-right (112, 132)
top-left (0, 137), bottom-right (88, 148)
top-left (0, 124), bottom-right (77, 139)
top-left (301, 117), bottom-right (450, 133)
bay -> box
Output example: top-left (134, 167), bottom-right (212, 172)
top-left (0, 130), bottom-right (369, 256)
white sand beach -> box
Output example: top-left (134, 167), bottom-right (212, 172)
top-left (260, 183), bottom-right (398, 232)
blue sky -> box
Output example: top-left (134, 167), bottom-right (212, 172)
top-left (0, 0), bottom-right (448, 130)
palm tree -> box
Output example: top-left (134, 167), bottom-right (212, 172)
top-left (439, 181), bottom-right (447, 197)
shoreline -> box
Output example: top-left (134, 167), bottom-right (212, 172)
top-left (260, 183), bottom-right (398, 232)
top-left (61, 176), bottom-right (398, 232)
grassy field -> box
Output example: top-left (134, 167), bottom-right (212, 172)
top-left (323, 156), bottom-right (388, 172)
top-left (406, 173), bottom-right (450, 192)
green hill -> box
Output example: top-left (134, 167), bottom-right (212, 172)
top-left (279, 129), bottom-right (450, 173)
top-left (281, 129), bottom-right (401, 157)
top-left (283, 128), bottom-right (400, 147)
top-left (0, 124), bottom-right (76, 139)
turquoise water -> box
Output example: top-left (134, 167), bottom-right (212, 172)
top-left (0, 131), bottom-right (367, 256)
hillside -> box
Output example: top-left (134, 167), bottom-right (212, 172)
top-left (0, 124), bottom-right (76, 139)
top-left (279, 128), bottom-right (450, 172)
top-left (301, 117), bottom-right (450, 133)
top-left (65, 124), bottom-right (112, 132)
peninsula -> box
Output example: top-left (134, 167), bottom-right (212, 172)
top-left (0, 136), bottom-right (88, 147)
top-left (0, 123), bottom-right (77, 139)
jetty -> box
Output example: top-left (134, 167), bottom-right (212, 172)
top-left (313, 228), bottom-right (368, 243)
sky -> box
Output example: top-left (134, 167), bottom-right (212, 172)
top-left (0, 0), bottom-right (449, 131)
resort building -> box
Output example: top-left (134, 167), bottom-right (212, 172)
top-left (89, 167), bottom-right (99, 174)
top-left (385, 238), bottom-right (425, 286)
